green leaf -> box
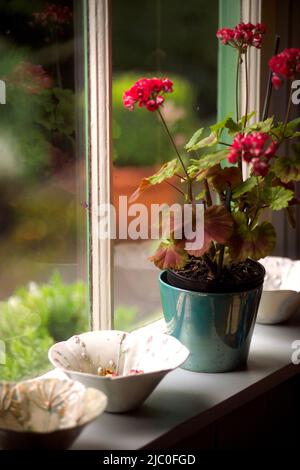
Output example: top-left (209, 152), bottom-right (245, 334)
top-left (197, 149), bottom-right (229, 169)
top-left (210, 113), bottom-right (232, 135)
top-left (185, 128), bottom-right (204, 151)
top-left (229, 214), bottom-right (276, 262)
top-left (262, 186), bottom-right (294, 210)
top-left (186, 131), bottom-right (218, 152)
top-left (188, 149), bottom-right (228, 176)
top-left (186, 114), bottom-right (236, 152)
top-left (148, 159), bottom-right (180, 184)
top-left (195, 189), bottom-right (206, 200)
top-left (204, 205), bottom-right (234, 244)
top-left (225, 117), bottom-right (241, 134)
top-left (210, 166), bottom-right (242, 193)
top-left (243, 178), bottom-right (294, 210)
top-left (149, 240), bottom-right (188, 269)
top-left (272, 145), bottom-right (300, 183)
top-left (129, 159), bottom-right (181, 202)
top-left (272, 117), bottom-right (300, 140)
top-left (285, 117), bottom-right (300, 136)
top-left (239, 111), bottom-right (256, 127)
top-left (186, 114), bottom-right (234, 153)
top-left (221, 112), bottom-right (257, 135)
top-left (189, 164), bottom-right (220, 182)
top-left (244, 116), bottom-right (274, 134)
top-left (232, 176), bottom-right (257, 199)
top-left (186, 205), bottom-right (234, 257)
top-left (197, 132), bottom-right (218, 148)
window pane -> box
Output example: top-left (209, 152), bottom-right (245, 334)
top-left (112, 0), bottom-right (219, 330)
top-left (0, 0), bottom-right (88, 380)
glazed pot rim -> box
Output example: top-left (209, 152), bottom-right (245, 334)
top-left (159, 270), bottom-right (264, 296)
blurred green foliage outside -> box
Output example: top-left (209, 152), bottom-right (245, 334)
top-left (0, 274), bottom-right (142, 381)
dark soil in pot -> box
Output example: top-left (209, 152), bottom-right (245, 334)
top-left (167, 258), bottom-right (265, 293)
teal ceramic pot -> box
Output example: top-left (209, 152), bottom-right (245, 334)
top-left (159, 271), bottom-right (263, 373)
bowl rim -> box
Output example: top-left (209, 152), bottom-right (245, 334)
top-left (262, 289), bottom-right (300, 293)
top-left (48, 330), bottom-right (190, 381)
top-left (0, 378), bottom-right (108, 434)
top-left (0, 419), bottom-right (87, 436)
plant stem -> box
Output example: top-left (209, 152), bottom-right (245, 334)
top-left (157, 108), bottom-right (193, 202)
top-left (238, 156), bottom-right (243, 177)
top-left (217, 245), bottom-right (225, 276)
top-left (249, 208), bottom-right (261, 229)
top-left (157, 108), bottom-right (188, 177)
top-left (262, 35), bottom-right (280, 121)
top-left (217, 184), bottom-right (232, 276)
top-left (204, 178), bottom-right (212, 206)
top-left (219, 140), bottom-right (231, 147)
top-left (243, 52), bottom-right (249, 130)
top-left (249, 177), bottom-right (260, 229)
top-left (203, 253), bottom-right (218, 276)
top-left (235, 52), bottom-right (243, 178)
top-left (174, 173), bottom-right (187, 181)
top-left (287, 206), bottom-right (296, 228)
top-left (282, 85), bottom-right (293, 141)
top-left (236, 52), bottom-right (241, 122)
top-left (164, 180), bottom-right (186, 197)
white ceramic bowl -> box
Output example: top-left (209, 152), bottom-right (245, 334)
top-left (257, 256), bottom-right (300, 324)
top-left (48, 330), bottom-right (190, 413)
top-left (0, 378), bottom-right (107, 449)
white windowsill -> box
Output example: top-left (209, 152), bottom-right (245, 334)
top-left (44, 315), bottom-right (300, 449)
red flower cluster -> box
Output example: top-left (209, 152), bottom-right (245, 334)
top-left (9, 62), bottom-right (52, 94)
top-left (33, 3), bottom-right (72, 27)
top-left (216, 22), bottom-right (266, 52)
top-left (269, 48), bottom-right (300, 89)
top-left (123, 77), bottom-right (173, 112)
top-left (228, 132), bottom-right (278, 176)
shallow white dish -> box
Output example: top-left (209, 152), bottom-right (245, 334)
top-left (257, 256), bottom-right (300, 324)
top-left (0, 378), bottom-right (107, 449)
top-left (48, 330), bottom-right (189, 413)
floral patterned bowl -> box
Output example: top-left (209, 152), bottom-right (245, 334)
top-left (257, 256), bottom-right (300, 324)
top-left (48, 330), bottom-right (190, 413)
top-left (0, 378), bottom-right (107, 449)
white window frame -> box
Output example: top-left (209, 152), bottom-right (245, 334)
top-left (87, 0), bottom-right (263, 331)
top-left (88, 0), bottom-right (113, 330)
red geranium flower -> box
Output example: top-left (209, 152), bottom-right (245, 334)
top-left (228, 132), bottom-right (278, 176)
top-left (123, 77), bottom-right (173, 112)
top-left (33, 3), bottom-right (72, 27)
top-left (216, 22), bottom-right (266, 52)
top-left (269, 48), bottom-right (300, 89)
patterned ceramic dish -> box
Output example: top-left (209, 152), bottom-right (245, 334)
top-left (257, 256), bottom-right (300, 324)
top-left (48, 330), bottom-right (190, 413)
top-left (0, 378), bottom-right (107, 449)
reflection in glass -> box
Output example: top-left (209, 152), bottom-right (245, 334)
top-left (0, 1), bottom-right (88, 380)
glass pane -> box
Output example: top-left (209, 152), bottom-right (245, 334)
top-left (112, 0), bottom-right (219, 330)
top-left (0, 0), bottom-right (89, 380)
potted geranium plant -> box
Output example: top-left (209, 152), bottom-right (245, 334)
top-left (123, 22), bottom-right (300, 372)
